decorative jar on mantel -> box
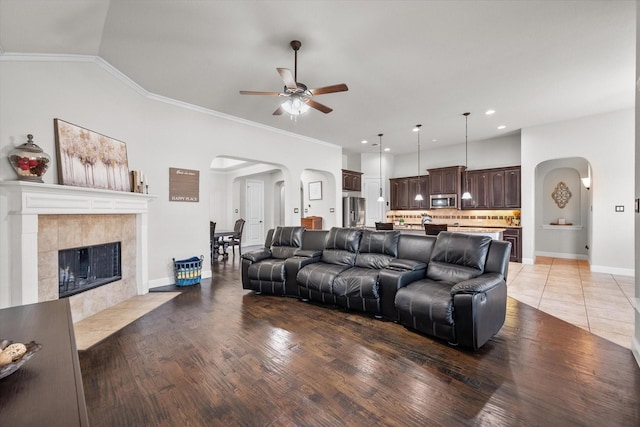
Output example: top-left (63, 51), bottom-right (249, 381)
top-left (8, 134), bottom-right (51, 183)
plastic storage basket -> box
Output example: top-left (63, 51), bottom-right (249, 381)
top-left (173, 255), bottom-right (203, 286)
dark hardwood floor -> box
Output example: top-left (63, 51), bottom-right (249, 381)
top-left (79, 257), bottom-right (640, 426)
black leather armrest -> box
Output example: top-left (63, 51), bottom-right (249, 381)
top-left (241, 248), bottom-right (272, 263)
top-left (295, 249), bottom-right (322, 258)
top-left (283, 255), bottom-right (322, 297)
top-left (378, 266), bottom-right (426, 320)
top-left (387, 258), bottom-right (427, 271)
top-left (450, 273), bottom-right (504, 295)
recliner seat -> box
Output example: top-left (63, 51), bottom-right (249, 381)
top-left (394, 232), bottom-right (510, 350)
top-left (242, 226), bottom-right (305, 295)
top-left (297, 227), bottom-right (363, 304)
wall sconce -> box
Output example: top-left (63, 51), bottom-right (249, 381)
top-left (581, 177), bottom-right (591, 190)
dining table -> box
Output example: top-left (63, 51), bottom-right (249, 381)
top-left (212, 230), bottom-right (235, 258)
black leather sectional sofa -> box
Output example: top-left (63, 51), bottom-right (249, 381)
top-left (241, 226), bottom-right (511, 350)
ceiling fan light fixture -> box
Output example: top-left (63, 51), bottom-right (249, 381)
top-left (281, 96), bottom-right (310, 115)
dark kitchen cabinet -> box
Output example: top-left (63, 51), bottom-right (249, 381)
top-left (504, 167), bottom-right (521, 208)
top-left (502, 227), bottom-right (522, 262)
top-left (409, 176), bottom-right (429, 209)
top-left (428, 166), bottom-right (464, 196)
top-left (489, 170), bottom-right (506, 208)
top-left (461, 166), bottom-right (520, 210)
top-left (342, 169), bottom-right (362, 192)
top-left (390, 175), bottom-right (429, 210)
top-left (461, 170), bottom-right (489, 209)
top-left (390, 178), bottom-right (409, 210)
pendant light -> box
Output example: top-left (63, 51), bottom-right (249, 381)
top-left (377, 133), bottom-right (385, 202)
top-left (461, 112), bottom-right (472, 200)
top-left (414, 124), bottom-right (423, 201)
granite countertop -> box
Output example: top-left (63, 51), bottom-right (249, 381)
top-left (447, 226), bottom-right (506, 233)
top-left (393, 223), bottom-right (520, 230)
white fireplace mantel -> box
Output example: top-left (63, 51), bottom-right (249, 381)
top-left (0, 181), bottom-right (156, 307)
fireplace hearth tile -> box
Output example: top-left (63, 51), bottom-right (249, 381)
top-left (74, 292), bottom-right (181, 351)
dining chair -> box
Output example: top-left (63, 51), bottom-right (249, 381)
top-left (375, 222), bottom-right (394, 230)
top-left (210, 221), bottom-right (218, 261)
top-left (424, 223), bottom-right (448, 236)
top-left (225, 218), bottom-right (246, 256)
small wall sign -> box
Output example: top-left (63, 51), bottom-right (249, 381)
top-left (169, 167), bottom-right (199, 202)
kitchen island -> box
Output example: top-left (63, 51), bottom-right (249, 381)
top-left (393, 224), bottom-right (505, 240)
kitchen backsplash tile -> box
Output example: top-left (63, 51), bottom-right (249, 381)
top-left (386, 208), bottom-right (521, 227)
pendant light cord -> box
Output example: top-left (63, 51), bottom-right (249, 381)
top-left (378, 133), bottom-right (383, 199)
top-left (463, 112), bottom-right (471, 199)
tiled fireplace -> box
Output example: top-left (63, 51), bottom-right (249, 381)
top-left (0, 181), bottom-right (155, 321)
top-left (39, 214), bottom-right (136, 321)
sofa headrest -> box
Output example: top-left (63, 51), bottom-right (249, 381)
top-left (358, 230), bottom-right (400, 257)
top-left (429, 232), bottom-right (492, 272)
top-left (325, 227), bottom-right (363, 253)
top-left (269, 226), bottom-right (305, 259)
top-left (271, 226), bottom-right (304, 248)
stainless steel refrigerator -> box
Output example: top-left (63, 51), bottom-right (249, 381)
top-left (343, 197), bottom-right (366, 227)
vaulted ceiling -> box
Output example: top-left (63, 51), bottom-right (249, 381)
top-left (0, 1), bottom-right (635, 155)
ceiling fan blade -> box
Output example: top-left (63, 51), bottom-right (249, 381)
top-left (277, 68), bottom-right (297, 91)
top-left (305, 98), bottom-right (333, 114)
top-left (239, 90), bottom-right (282, 96)
top-left (309, 84), bottom-right (349, 96)
top-left (273, 105), bottom-right (284, 115)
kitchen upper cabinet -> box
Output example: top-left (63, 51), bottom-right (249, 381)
top-left (489, 170), bottom-right (506, 208)
top-left (390, 175), bottom-right (429, 210)
top-left (342, 169), bottom-right (362, 192)
top-left (409, 176), bottom-right (429, 209)
top-left (429, 166), bottom-right (464, 195)
top-left (461, 166), bottom-right (520, 210)
top-left (461, 170), bottom-right (489, 209)
top-left (504, 167), bottom-right (521, 208)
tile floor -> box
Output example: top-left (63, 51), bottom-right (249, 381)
top-left (73, 292), bottom-right (180, 351)
top-left (507, 257), bottom-right (636, 349)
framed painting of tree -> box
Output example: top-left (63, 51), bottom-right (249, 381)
top-left (54, 119), bottom-right (131, 191)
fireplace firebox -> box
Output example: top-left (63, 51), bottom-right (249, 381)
top-left (58, 242), bottom-right (122, 298)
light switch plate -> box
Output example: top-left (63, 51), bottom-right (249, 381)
top-left (615, 205), bottom-right (624, 212)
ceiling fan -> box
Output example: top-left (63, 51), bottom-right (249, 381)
top-left (240, 40), bottom-right (348, 115)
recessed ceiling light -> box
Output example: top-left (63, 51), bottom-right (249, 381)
top-left (384, 148), bottom-right (390, 152)
top-left (361, 140), bottom-right (368, 144)
top-left (497, 125), bottom-right (506, 130)
top-left (485, 109), bottom-right (496, 115)
top-left (432, 139), bottom-right (437, 142)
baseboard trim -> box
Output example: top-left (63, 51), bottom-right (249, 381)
top-left (534, 251), bottom-right (589, 260)
top-left (148, 270), bottom-right (212, 289)
top-left (590, 265), bottom-right (635, 277)
top-left (633, 335), bottom-right (640, 369)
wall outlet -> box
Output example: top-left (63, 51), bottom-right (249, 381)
top-left (615, 205), bottom-right (624, 212)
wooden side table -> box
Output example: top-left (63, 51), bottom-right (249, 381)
top-left (301, 216), bottom-right (322, 230)
top-left (0, 299), bottom-right (89, 426)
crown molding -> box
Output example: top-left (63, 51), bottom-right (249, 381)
top-left (0, 52), bottom-right (340, 150)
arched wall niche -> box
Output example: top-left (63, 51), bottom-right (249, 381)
top-left (534, 157), bottom-right (591, 260)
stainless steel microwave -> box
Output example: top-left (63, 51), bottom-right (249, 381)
top-left (430, 194), bottom-right (457, 209)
